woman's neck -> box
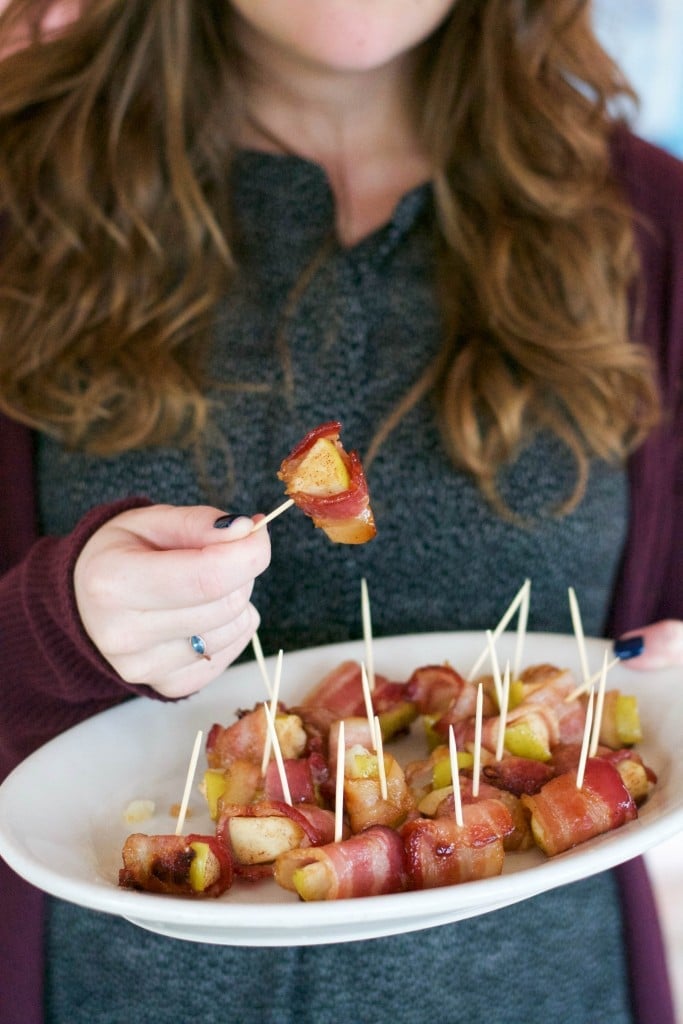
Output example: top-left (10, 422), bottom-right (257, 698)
top-left (235, 33), bottom-right (432, 245)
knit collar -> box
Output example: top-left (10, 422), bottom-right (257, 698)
top-left (230, 148), bottom-right (431, 272)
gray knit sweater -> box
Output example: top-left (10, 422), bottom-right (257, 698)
top-left (38, 152), bottom-right (632, 1023)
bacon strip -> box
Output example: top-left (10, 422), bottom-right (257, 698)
top-left (300, 660), bottom-right (407, 718)
top-left (274, 825), bottom-right (407, 899)
top-left (278, 421), bottom-right (376, 544)
top-left (451, 777), bottom-right (531, 851)
top-left (343, 751), bottom-right (416, 832)
top-left (206, 706), bottom-right (268, 769)
top-left (519, 664), bottom-right (587, 744)
top-left (402, 800), bottom-right (512, 889)
top-left (482, 756), bottom-right (555, 796)
top-left (118, 833), bottom-right (232, 897)
top-left (436, 704), bottom-right (556, 762)
top-left (521, 757), bottom-right (638, 856)
top-left (216, 799), bottom-right (339, 880)
top-left (217, 799), bottom-right (335, 849)
top-left (327, 717), bottom-right (376, 785)
top-left (406, 664), bottom-right (489, 717)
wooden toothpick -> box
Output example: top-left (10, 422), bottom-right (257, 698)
top-left (251, 632), bottom-right (273, 699)
top-left (472, 683), bottom-right (483, 798)
top-left (448, 726), bottom-right (464, 827)
top-left (565, 653), bottom-right (619, 703)
top-left (568, 587), bottom-right (591, 691)
top-left (467, 579), bottom-right (530, 681)
top-left (361, 578), bottom-right (375, 692)
top-left (589, 650), bottom-right (609, 758)
top-left (251, 498), bottom-right (295, 533)
top-left (360, 662), bottom-right (376, 751)
top-left (334, 721), bottom-right (346, 842)
top-left (513, 579), bottom-right (531, 680)
top-left (175, 729), bottom-right (203, 836)
top-left (263, 701), bottom-right (292, 806)
top-left (374, 716), bottom-right (388, 801)
top-left (486, 629), bottom-right (503, 708)
top-left (495, 662), bottom-right (511, 763)
top-left (576, 688), bottom-right (595, 790)
top-left (260, 649), bottom-right (284, 775)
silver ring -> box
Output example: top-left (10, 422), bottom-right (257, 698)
top-left (190, 634), bottom-right (207, 656)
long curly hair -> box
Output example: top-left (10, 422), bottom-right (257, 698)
top-left (0, 0), bottom-right (660, 509)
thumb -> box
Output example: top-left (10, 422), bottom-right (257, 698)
top-left (112, 505), bottom-right (257, 552)
top-left (614, 620), bottom-right (683, 670)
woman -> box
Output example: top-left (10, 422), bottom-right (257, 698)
top-left (0, 2), bottom-right (681, 1022)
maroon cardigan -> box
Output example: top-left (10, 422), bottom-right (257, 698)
top-left (1, 131), bottom-right (681, 1024)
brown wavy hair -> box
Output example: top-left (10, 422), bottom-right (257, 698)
top-left (0, 0), bottom-right (660, 509)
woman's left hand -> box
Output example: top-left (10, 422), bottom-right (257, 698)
top-left (615, 620), bottom-right (683, 670)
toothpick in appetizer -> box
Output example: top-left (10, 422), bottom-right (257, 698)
top-left (263, 701), bottom-right (293, 807)
top-left (361, 577), bottom-right (376, 690)
top-left (119, 728), bottom-right (233, 898)
top-left (360, 662), bottom-right (377, 751)
top-left (334, 721), bottom-right (345, 843)
top-left (251, 632), bottom-right (273, 699)
top-left (268, 421), bottom-right (377, 543)
top-left (175, 729), bottom-right (203, 835)
top-left (472, 684), bottom-right (484, 798)
top-left (467, 579), bottom-right (530, 681)
top-left (448, 725), bottom-right (464, 828)
top-left (374, 715), bottom-right (388, 801)
top-left (495, 663), bottom-right (511, 763)
top-left (568, 586), bottom-right (591, 691)
top-left (575, 689), bottom-right (595, 790)
top-left (589, 651), bottom-right (609, 758)
top-left (513, 580), bottom-right (531, 680)
top-left (260, 649), bottom-right (284, 775)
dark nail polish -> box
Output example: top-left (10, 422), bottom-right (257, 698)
top-left (613, 635), bottom-right (645, 660)
top-left (213, 513), bottom-right (249, 529)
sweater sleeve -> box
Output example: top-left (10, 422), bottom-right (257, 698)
top-left (0, 496), bottom-right (166, 781)
top-left (606, 130), bottom-right (683, 634)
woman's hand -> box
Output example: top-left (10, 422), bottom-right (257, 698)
top-left (73, 505), bottom-right (271, 698)
top-left (615, 620), bottom-right (683, 670)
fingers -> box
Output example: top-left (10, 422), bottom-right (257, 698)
top-left (106, 504), bottom-right (256, 552)
top-left (89, 581), bottom-right (258, 652)
top-left (80, 508), bottom-right (269, 611)
top-left (614, 620), bottom-right (683, 670)
top-left (114, 604), bottom-right (262, 700)
top-left (93, 587), bottom-right (255, 665)
top-left (73, 503), bottom-right (273, 698)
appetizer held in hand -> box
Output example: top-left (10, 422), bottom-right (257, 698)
top-left (277, 421), bottom-right (377, 544)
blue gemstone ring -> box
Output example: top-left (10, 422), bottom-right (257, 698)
top-left (190, 634), bottom-right (207, 657)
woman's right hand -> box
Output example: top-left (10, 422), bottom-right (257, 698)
top-left (73, 505), bottom-right (271, 699)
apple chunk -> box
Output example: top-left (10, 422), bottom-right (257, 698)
top-left (285, 438), bottom-right (350, 496)
top-left (228, 816), bottom-right (305, 864)
top-left (188, 841), bottom-right (222, 892)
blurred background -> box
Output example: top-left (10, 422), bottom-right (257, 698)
top-left (592, 3), bottom-right (683, 1019)
top-left (593, 0), bottom-right (683, 156)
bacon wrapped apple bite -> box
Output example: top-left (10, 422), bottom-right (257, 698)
top-left (520, 757), bottom-right (638, 856)
top-left (274, 824), bottom-right (407, 900)
top-left (216, 799), bottom-right (339, 881)
top-left (119, 833), bottom-right (233, 897)
top-left (402, 800), bottom-right (515, 889)
top-left (277, 421), bottom-right (377, 544)
top-left (114, 630), bottom-right (658, 905)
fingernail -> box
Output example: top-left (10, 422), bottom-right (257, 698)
top-left (613, 635), bottom-right (645, 660)
top-left (213, 513), bottom-right (250, 529)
